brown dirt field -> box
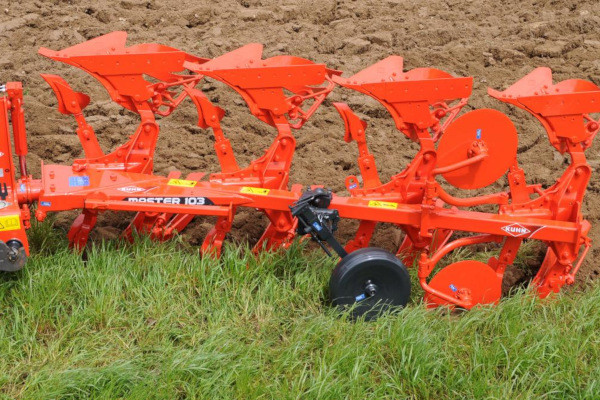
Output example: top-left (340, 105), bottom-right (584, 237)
top-left (1, 0), bottom-right (599, 286)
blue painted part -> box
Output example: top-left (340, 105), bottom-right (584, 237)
top-left (69, 176), bottom-right (90, 187)
top-left (355, 293), bottom-right (366, 302)
top-left (476, 128), bottom-right (482, 139)
top-left (449, 284), bottom-right (458, 292)
top-left (349, 184), bottom-right (357, 189)
top-left (19, 183), bottom-right (25, 192)
top-left (312, 222), bottom-right (322, 231)
top-left (40, 201), bottom-right (51, 207)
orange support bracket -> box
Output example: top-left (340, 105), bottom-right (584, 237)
top-left (40, 74), bottom-right (103, 159)
top-left (333, 102), bottom-right (382, 190)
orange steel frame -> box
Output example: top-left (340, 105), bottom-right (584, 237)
top-left (1, 32), bottom-right (599, 310)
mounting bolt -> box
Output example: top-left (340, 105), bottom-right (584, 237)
top-left (35, 209), bottom-right (47, 221)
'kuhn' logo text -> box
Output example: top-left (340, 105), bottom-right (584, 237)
top-left (501, 223), bottom-right (531, 237)
top-left (118, 186), bottom-right (146, 193)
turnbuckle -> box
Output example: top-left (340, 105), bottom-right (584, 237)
top-left (289, 188), bottom-right (348, 258)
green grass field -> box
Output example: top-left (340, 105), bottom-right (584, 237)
top-left (1, 221), bottom-right (599, 399)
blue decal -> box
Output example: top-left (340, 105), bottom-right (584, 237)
top-left (19, 183), bottom-right (26, 192)
top-left (312, 222), bottom-right (322, 231)
top-left (476, 128), bottom-right (482, 139)
top-left (355, 293), bottom-right (366, 302)
top-left (40, 201), bottom-right (51, 207)
top-left (69, 176), bottom-right (90, 187)
top-left (449, 284), bottom-right (458, 292)
top-left (349, 184), bottom-right (357, 189)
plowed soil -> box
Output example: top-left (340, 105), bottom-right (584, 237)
top-left (1, 0), bottom-right (599, 285)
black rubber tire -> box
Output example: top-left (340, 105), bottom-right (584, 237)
top-left (329, 247), bottom-right (411, 321)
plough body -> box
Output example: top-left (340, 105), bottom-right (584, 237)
top-left (1, 32), bottom-right (599, 318)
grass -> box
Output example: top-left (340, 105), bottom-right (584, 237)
top-left (0, 221), bottom-right (599, 399)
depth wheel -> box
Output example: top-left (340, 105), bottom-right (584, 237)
top-left (329, 247), bottom-right (411, 321)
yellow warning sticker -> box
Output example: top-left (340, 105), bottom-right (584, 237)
top-left (167, 179), bottom-right (197, 188)
top-left (368, 200), bottom-right (398, 210)
top-left (240, 187), bottom-right (270, 195)
top-left (0, 214), bottom-right (21, 232)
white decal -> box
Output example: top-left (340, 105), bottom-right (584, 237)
top-left (527, 226), bottom-right (546, 239)
top-left (124, 197), bottom-right (210, 205)
top-left (501, 223), bottom-right (531, 237)
top-left (0, 200), bottom-right (10, 209)
top-left (118, 186), bottom-right (146, 193)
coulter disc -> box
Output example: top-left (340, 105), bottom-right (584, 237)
top-left (424, 260), bottom-right (502, 309)
top-left (437, 109), bottom-right (518, 189)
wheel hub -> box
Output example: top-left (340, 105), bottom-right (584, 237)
top-left (364, 279), bottom-right (378, 298)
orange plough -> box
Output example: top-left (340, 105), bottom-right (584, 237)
top-left (1, 32), bottom-right (598, 319)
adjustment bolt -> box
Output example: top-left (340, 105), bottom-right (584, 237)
top-left (457, 288), bottom-right (472, 303)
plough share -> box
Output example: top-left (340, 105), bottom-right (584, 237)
top-left (1, 32), bottom-right (598, 319)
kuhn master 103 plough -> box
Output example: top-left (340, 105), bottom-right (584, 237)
top-left (1, 32), bottom-right (598, 318)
